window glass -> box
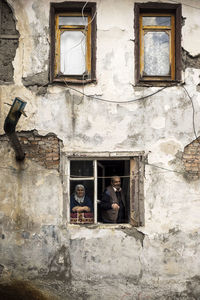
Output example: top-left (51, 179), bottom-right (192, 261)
top-left (97, 160), bottom-right (130, 223)
top-left (70, 160), bottom-right (93, 177)
top-left (59, 16), bottom-right (88, 26)
top-left (70, 180), bottom-right (94, 203)
top-left (143, 16), bottom-right (171, 26)
top-left (70, 180), bottom-right (94, 224)
top-left (144, 31), bottom-right (170, 76)
top-left (60, 31), bottom-right (86, 75)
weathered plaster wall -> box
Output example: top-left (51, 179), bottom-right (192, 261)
top-left (1, 0), bottom-right (200, 299)
top-left (0, 0), bottom-right (19, 83)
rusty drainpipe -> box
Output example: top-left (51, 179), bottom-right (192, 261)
top-left (4, 97), bottom-right (27, 161)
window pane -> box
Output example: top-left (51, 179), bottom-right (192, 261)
top-left (70, 160), bottom-right (93, 177)
top-left (59, 16), bottom-right (87, 26)
top-left (97, 160), bottom-right (130, 223)
top-left (60, 30), bottom-right (86, 75)
top-left (144, 31), bottom-right (170, 76)
top-left (143, 17), bottom-right (171, 26)
top-left (70, 180), bottom-right (94, 224)
top-left (70, 180), bottom-right (94, 201)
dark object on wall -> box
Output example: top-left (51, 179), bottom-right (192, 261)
top-left (4, 97), bottom-right (27, 161)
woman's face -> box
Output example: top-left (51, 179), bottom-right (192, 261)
top-left (76, 187), bottom-right (85, 198)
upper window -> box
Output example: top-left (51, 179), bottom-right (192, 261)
top-left (50, 2), bottom-right (96, 84)
top-left (134, 3), bottom-right (181, 84)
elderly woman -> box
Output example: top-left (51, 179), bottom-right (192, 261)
top-left (70, 184), bottom-right (93, 213)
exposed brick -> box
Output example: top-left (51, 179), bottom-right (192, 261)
top-left (34, 137), bottom-right (41, 141)
top-left (0, 131), bottom-right (60, 171)
top-left (46, 161), bottom-right (59, 169)
top-left (53, 156), bottom-right (59, 161)
top-left (45, 149), bottom-right (53, 153)
top-left (46, 153), bottom-right (54, 157)
top-left (183, 139), bottom-right (200, 180)
top-left (19, 137), bottom-right (28, 141)
top-left (46, 158), bottom-right (52, 162)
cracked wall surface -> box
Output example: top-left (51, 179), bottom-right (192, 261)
top-left (0, 0), bottom-right (19, 83)
top-left (1, 0), bottom-right (200, 299)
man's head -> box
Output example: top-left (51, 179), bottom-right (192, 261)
top-left (111, 176), bottom-right (121, 190)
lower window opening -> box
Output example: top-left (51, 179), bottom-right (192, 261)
top-left (68, 157), bottom-right (144, 226)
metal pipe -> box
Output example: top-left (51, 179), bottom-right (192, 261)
top-left (4, 98), bottom-right (27, 161)
top-left (7, 132), bottom-right (25, 161)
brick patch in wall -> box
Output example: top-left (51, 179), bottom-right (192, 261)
top-left (183, 138), bottom-right (200, 180)
top-left (0, 131), bottom-right (61, 170)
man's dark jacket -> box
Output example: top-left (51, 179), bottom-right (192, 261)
top-left (101, 186), bottom-right (125, 223)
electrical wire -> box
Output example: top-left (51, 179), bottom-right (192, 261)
top-left (144, 162), bottom-right (185, 175)
top-left (64, 82), bottom-right (200, 147)
top-left (164, 0), bottom-right (200, 10)
top-left (64, 80), bottom-right (169, 104)
top-left (81, 1), bottom-right (98, 27)
top-left (2, 88), bottom-right (197, 178)
top-left (70, 175), bottom-right (130, 179)
top-left (0, 162), bottom-right (195, 177)
top-left (60, 1), bottom-right (98, 76)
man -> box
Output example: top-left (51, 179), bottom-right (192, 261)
top-left (101, 176), bottom-right (126, 223)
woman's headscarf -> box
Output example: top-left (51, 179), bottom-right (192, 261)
top-left (74, 184), bottom-right (85, 204)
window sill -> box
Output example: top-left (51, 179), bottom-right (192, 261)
top-left (67, 223), bottom-right (135, 229)
top-left (52, 77), bottom-right (97, 85)
top-left (135, 80), bottom-right (182, 87)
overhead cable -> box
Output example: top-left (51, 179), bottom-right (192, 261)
top-left (64, 81), bottom-right (169, 104)
top-left (166, 0), bottom-right (200, 10)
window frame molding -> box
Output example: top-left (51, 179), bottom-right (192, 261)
top-left (50, 1), bottom-right (97, 84)
top-left (134, 2), bottom-right (182, 85)
top-left (61, 151), bottom-right (145, 227)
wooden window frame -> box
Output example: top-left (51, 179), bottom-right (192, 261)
top-left (50, 2), bottom-right (96, 84)
top-left (62, 152), bottom-right (145, 227)
top-left (134, 3), bottom-right (182, 85)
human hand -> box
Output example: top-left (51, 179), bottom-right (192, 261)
top-left (82, 206), bottom-right (91, 212)
top-left (76, 206), bottom-right (84, 212)
top-left (112, 203), bottom-right (119, 210)
top-left (72, 206), bottom-right (80, 212)
top-left (73, 206), bottom-right (91, 212)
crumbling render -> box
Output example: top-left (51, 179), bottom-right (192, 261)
top-left (0, 0), bottom-right (19, 84)
top-left (0, 131), bottom-right (61, 170)
top-left (22, 71), bottom-right (49, 95)
top-left (182, 48), bottom-right (200, 71)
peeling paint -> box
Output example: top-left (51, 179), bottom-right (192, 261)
top-left (0, 0), bottom-right (200, 299)
top-left (22, 71), bottom-right (48, 87)
top-left (182, 48), bottom-right (200, 71)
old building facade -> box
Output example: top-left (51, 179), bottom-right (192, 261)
top-left (1, 0), bottom-right (200, 299)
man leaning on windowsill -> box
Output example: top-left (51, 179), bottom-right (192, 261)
top-left (100, 176), bottom-right (126, 223)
